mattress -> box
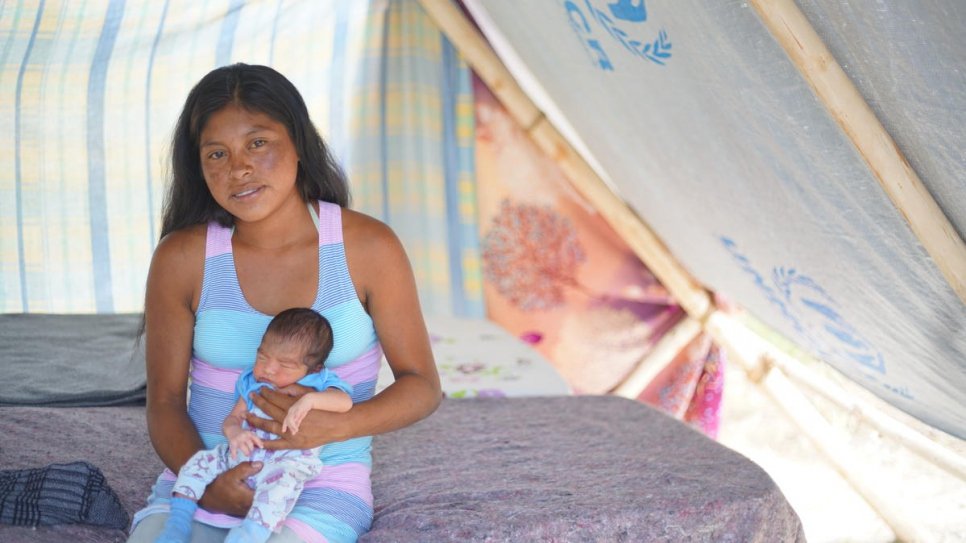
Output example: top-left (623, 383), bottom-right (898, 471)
top-left (0, 398), bottom-right (803, 542)
top-left (0, 314), bottom-right (801, 541)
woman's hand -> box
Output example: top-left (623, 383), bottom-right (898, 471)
top-left (275, 383), bottom-right (314, 397)
top-left (197, 461), bottom-right (262, 516)
top-left (242, 210), bottom-right (443, 452)
top-left (245, 388), bottom-right (343, 450)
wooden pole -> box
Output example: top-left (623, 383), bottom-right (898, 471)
top-left (707, 313), bottom-right (934, 542)
top-left (416, 0), bottom-right (712, 320)
top-left (758, 366), bottom-right (930, 542)
top-left (748, 0), bottom-right (966, 305)
top-left (418, 0), bottom-right (963, 463)
top-left (611, 316), bottom-right (703, 400)
top-left (416, 3), bottom-right (962, 537)
top-left (707, 311), bottom-right (966, 482)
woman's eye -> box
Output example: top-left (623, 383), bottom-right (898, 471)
top-left (206, 150), bottom-right (225, 160)
top-left (252, 139), bottom-right (267, 148)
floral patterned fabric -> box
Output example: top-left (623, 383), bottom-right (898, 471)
top-left (474, 76), bottom-right (724, 437)
top-left (376, 316), bottom-right (571, 398)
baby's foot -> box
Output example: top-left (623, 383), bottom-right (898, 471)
top-left (154, 496), bottom-right (197, 543)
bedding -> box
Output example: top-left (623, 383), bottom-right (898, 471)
top-left (0, 398), bottom-right (804, 542)
top-left (0, 314), bottom-right (146, 407)
top-left (377, 316), bottom-right (572, 398)
top-left (363, 396), bottom-right (804, 542)
top-left (1, 315), bottom-right (802, 541)
top-left (0, 313), bottom-right (568, 407)
top-left (0, 405), bottom-right (157, 542)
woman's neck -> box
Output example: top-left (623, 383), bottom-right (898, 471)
top-left (233, 198), bottom-right (315, 251)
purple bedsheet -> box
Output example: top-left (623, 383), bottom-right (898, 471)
top-left (0, 397), bottom-right (803, 542)
top-left (0, 405), bottom-right (156, 542)
top-left (364, 396), bottom-right (804, 542)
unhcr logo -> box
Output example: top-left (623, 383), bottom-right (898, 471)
top-left (562, 0), bottom-right (672, 70)
top-left (720, 237), bottom-right (890, 382)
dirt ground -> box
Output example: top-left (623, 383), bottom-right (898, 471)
top-left (716, 360), bottom-right (966, 543)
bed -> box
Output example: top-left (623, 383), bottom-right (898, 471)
top-left (0, 314), bottom-right (804, 542)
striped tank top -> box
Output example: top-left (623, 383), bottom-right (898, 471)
top-left (133, 201), bottom-right (380, 542)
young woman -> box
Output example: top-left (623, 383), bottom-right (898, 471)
top-left (128, 63), bottom-right (441, 543)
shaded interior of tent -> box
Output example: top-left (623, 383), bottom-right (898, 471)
top-left (1, 1), bottom-right (964, 542)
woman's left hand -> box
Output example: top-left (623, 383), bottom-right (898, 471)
top-left (246, 388), bottom-right (342, 450)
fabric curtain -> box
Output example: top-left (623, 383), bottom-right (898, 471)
top-left (346, 0), bottom-right (483, 318)
top-left (474, 77), bottom-right (724, 436)
top-left (0, 0), bottom-right (483, 317)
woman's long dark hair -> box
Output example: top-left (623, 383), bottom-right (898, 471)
top-left (159, 63), bottom-right (349, 240)
top-left (139, 64), bottom-right (348, 345)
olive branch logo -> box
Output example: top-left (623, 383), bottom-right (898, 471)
top-left (639, 29), bottom-right (671, 65)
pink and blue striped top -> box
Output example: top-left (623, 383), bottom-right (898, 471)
top-left (134, 201), bottom-right (380, 542)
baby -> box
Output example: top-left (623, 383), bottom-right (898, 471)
top-left (157, 308), bottom-right (352, 543)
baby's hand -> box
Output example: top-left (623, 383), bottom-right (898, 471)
top-left (281, 397), bottom-right (313, 435)
top-left (228, 431), bottom-right (263, 460)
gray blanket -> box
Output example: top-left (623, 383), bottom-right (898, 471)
top-left (0, 405), bottom-right (156, 542)
top-left (0, 398), bottom-right (804, 542)
top-left (0, 314), bottom-right (146, 406)
top-left (363, 396), bottom-right (805, 542)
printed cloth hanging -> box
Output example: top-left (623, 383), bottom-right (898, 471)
top-left (474, 76), bottom-right (723, 436)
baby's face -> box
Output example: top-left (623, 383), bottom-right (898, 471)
top-left (252, 335), bottom-right (309, 388)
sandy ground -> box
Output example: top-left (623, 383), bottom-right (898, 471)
top-left (716, 360), bottom-right (966, 543)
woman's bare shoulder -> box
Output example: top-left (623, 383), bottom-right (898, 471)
top-left (148, 224), bottom-right (207, 301)
top-left (341, 207), bottom-right (399, 250)
top-left (153, 223), bottom-right (207, 265)
top-left (341, 208), bottom-right (413, 303)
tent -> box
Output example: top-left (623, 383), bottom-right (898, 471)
top-left (434, 1), bottom-right (965, 540)
top-left (1, 0), bottom-right (963, 540)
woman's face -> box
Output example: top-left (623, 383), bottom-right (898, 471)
top-left (199, 103), bottom-right (301, 224)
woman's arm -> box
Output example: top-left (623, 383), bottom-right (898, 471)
top-left (248, 210), bottom-right (442, 448)
top-left (145, 227), bottom-right (259, 515)
top-left (144, 229), bottom-right (207, 471)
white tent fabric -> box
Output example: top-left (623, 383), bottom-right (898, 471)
top-left (798, 0), bottom-right (966, 235)
top-left (462, 0), bottom-right (966, 439)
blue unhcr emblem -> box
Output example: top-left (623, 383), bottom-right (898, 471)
top-left (720, 237), bottom-right (889, 381)
top-left (608, 0), bottom-right (647, 22)
top-left (562, 0), bottom-right (671, 70)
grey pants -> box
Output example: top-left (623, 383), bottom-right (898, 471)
top-left (126, 512), bottom-right (305, 542)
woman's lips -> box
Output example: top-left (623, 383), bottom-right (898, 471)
top-left (232, 186), bottom-right (263, 200)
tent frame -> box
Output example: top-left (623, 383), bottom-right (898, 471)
top-left (749, 0), bottom-right (966, 305)
top-left (417, 1), bottom-right (965, 540)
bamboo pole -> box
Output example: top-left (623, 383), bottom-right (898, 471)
top-left (611, 316), bottom-right (703, 400)
top-left (707, 311), bottom-right (966, 481)
top-left (416, 0), bottom-right (541, 129)
top-left (757, 366), bottom-right (930, 542)
top-left (748, 0), bottom-right (966, 305)
top-left (420, 0), bottom-right (963, 466)
top-left (707, 314), bottom-right (932, 541)
top-left (527, 120), bottom-right (713, 318)
top-left (417, 2), bottom-right (960, 537)
top-left (416, 0), bottom-right (712, 319)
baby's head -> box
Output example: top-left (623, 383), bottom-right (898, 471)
top-left (252, 308), bottom-right (334, 388)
